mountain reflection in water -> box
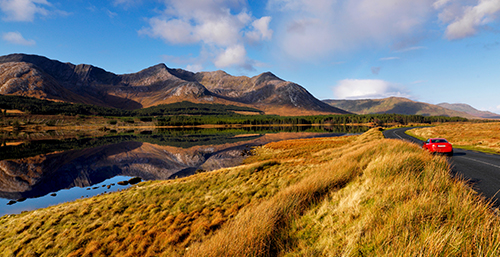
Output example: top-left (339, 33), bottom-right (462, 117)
top-left (0, 125), bottom-right (368, 215)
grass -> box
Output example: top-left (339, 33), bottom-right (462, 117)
top-left (1, 128), bottom-right (499, 256)
top-left (408, 122), bottom-right (500, 154)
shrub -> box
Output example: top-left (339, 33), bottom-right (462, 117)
top-left (140, 117), bottom-right (153, 122)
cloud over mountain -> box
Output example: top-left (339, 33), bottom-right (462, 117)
top-left (138, 0), bottom-right (273, 71)
top-left (2, 31), bottom-right (35, 45)
top-left (333, 79), bottom-right (411, 100)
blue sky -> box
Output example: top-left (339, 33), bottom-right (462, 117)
top-left (1, 0), bottom-right (499, 112)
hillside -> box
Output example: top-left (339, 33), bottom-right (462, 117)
top-left (323, 97), bottom-right (478, 119)
top-left (438, 103), bottom-right (500, 119)
top-left (1, 129), bottom-right (499, 256)
top-left (0, 54), bottom-right (348, 116)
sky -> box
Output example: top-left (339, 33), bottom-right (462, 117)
top-left (0, 0), bottom-right (499, 112)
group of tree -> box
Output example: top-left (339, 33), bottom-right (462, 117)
top-left (156, 113), bottom-right (467, 126)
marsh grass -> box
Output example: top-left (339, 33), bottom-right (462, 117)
top-left (1, 128), bottom-right (500, 256)
top-left (409, 122), bottom-right (500, 154)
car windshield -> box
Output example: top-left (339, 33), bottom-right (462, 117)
top-left (431, 139), bottom-right (448, 143)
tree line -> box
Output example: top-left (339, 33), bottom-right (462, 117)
top-left (0, 95), bottom-right (262, 116)
top-left (156, 113), bottom-right (467, 126)
top-left (0, 95), bottom-right (468, 126)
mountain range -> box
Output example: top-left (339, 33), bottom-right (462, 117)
top-left (1, 53), bottom-right (497, 119)
top-left (0, 53), bottom-right (347, 116)
top-left (437, 103), bottom-right (500, 119)
top-left (323, 97), bottom-right (500, 119)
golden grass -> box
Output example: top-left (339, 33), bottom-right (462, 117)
top-left (1, 128), bottom-right (499, 256)
top-left (5, 110), bottom-right (25, 114)
top-left (283, 141), bottom-right (500, 256)
top-left (409, 122), bottom-right (500, 154)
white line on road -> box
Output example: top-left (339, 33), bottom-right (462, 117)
top-left (393, 131), bottom-right (403, 139)
top-left (458, 156), bottom-right (500, 170)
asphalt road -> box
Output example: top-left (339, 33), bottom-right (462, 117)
top-left (384, 127), bottom-right (500, 207)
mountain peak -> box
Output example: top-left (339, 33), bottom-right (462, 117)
top-left (133, 63), bottom-right (169, 76)
top-left (0, 53), bottom-right (50, 64)
top-left (253, 72), bottom-right (282, 84)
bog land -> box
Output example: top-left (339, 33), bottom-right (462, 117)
top-left (1, 128), bottom-right (500, 256)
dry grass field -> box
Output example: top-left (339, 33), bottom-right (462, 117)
top-left (1, 128), bottom-right (499, 256)
top-left (408, 122), bottom-right (500, 154)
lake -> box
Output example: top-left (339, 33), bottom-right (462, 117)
top-left (0, 125), bottom-right (368, 216)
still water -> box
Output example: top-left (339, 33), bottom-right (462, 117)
top-left (0, 125), bottom-right (368, 216)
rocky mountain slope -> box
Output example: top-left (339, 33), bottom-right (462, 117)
top-left (324, 97), bottom-right (479, 119)
top-left (437, 103), bottom-right (500, 119)
top-left (0, 53), bottom-right (348, 115)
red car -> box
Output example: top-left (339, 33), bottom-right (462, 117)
top-left (422, 138), bottom-right (453, 156)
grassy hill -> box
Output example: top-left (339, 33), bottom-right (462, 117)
top-left (1, 128), bottom-right (499, 256)
top-left (438, 103), bottom-right (500, 119)
top-left (324, 97), bottom-right (478, 119)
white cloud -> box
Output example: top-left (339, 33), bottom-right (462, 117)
top-left (139, 0), bottom-right (272, 71)
top-left (411, 80), bottom-right (427, 84)
top-left (214, 44), bottom-right (250, 69)
top-left (484, 104), bottom-right (500, 113)
top-left (395, 46), bottom-right (427, 52)
top-left (2, 31), bottom-right (35, 45)
top-left (246, 16), bottom-right (273, 42)
top-left (333, 79), bottom-right (410, 99)
top-left (113, 0), bottom-right (142, 8)
top-left (105, 9), bottom-right (117, 18)
top-left (433, 0), bottom-right (453, 9)
top-left (268, 0), bottom-right (435, 61)
top-left (194, 14), bottom-right (241, 46)
top-left (142, 17), bottom-right (197, 44)
top-left (439, 0), bottom-right (500, 40)
top-left (0, 0), bottom-right (51, 21)
top-left (266, 0), bottom-right (500, 61)
top-left (380, 57), bottom-right (400, 61)
top-left (186, 64), bottom-right (203, 73)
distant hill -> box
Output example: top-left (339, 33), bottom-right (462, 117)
top-left (437, 103), bottom-right (500, 119)
top-left (323, 97), bottom-right (479, 119)
top-left (0, 53), bottom-right (348, 116)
